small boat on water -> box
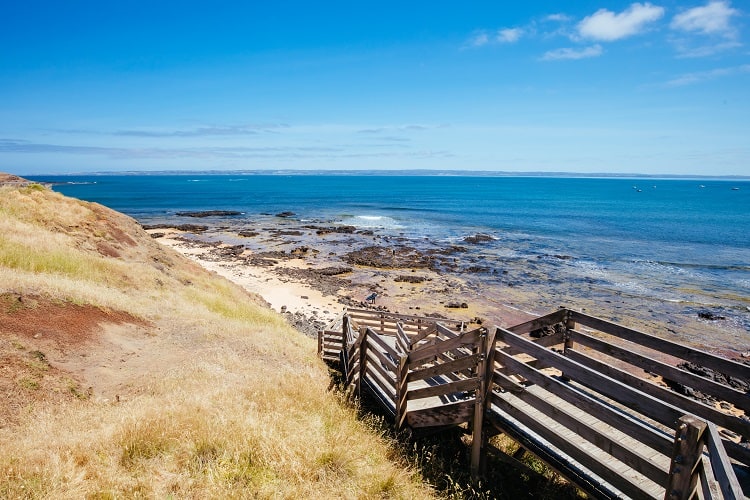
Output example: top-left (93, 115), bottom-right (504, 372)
top-left (731, 187), bottom-right (740, 191)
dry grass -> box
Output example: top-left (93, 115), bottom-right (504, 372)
top-left (0, 181), bottom-right (433, 498)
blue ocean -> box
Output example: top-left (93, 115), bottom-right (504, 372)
top-left (34, 173), bottom-right (750, 335)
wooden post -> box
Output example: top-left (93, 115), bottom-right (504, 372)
top-left (317, 329), bottom-right (323, 357)
top-left (357, 327), bottom-right (368, 398)
top-left (564, 309), bottom-right (576, 354)
top-left (479, 327), bottom-right (497, 475)
top-left (342, 315), bottom-right (350, 346)
top-left (471, 328), bottom-right (488, 481)
top-left (396, 354), bottom-right (409, 430)
top-left (666, 415), bottom-right (706, 500)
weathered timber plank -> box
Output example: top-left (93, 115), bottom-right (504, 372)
top-left (365, 328), bottom-right (398, 360)
top-left (346, 317), bottom-right (437, 334)
top-left (705, 421), bottom-right (744, 499)
top-left (565, 348), bottom-right (750, 440)
top-left (396, 324), bottom-right (411, 354)
top-left (494, 349), bottom-right (673, 456)
top-left (436, 323), bottom-right (459, 339)
top-left (491, 369), bottom-right (526, 393)
top-left (365, 342), bottom-right (398, 375)
top-left (407, 377), bottom-right (480, 402)
top-left (487, 407), bottom-right (619, 500)
top-left (409, 329), bottom-right (480, 364)
top-left (496, 328), bottom-right (692, 432)
top-left (364, 359), bottom-right (397, 401)
top-left (570, 311), bottom-right (750, 381)
top-left (508, 308), bottom-right (568, 335)
top-left (407, 353), bottom-right (481, 383)
top-left (347, 308), bottom-right (445, 324)
top-left (722, 440), bottom-right (750, 467)
top-left (570, 329), bottom-right (750, 412)
top-left (406, 400), bottom-right (474, 428)
top-left (492, 390), bottom-right (662, 499)
top-left (519, 384), bottom-right (669, 485)
top-left (409, 324), bottom-right (438, 345)
top-left (361, 378), bottom-right (396, 416)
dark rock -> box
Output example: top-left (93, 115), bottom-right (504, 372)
top-left (237, 230), bottom-right (259, 237)
top-left (344, 245), bottom-right (436, 270)
top-left (149, 232), bottom-right (165, 239)
top-left (142, 223), bottom-right (209, 232)
top-left (698, 311), bottom-right (726, 321)
top-left (315, 266), bottom-right (352, 276)
top-left (175, 210), bottom-right (242, 218)
top-left (463, 233), bottom-right (495, 244)
top-left (275, 211), bottom-right (296, 218)
top-left (394, 275), bottom-right (427, 284)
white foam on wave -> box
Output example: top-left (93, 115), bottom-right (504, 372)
top-left (347, 214), bottom-right (405, 229)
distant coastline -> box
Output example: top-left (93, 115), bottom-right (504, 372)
top-left (24, 169), bottom-right (750, 180)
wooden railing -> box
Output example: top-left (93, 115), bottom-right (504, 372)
top-left (318, 308), bottom-right (750, 499)
top-left (667, 415), bottom-right (743, 500)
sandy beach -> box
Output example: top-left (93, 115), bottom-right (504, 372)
top-left (148, 225), bottom-right (539, 338)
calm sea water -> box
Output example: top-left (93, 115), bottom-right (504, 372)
top-left (33, 174), bottom-right (750, 330)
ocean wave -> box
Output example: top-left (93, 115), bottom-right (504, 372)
top-left (345, 214), bottom-right (405, 229)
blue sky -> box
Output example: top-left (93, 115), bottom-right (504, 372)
top-left (1, 1), bottom-right (748, 175)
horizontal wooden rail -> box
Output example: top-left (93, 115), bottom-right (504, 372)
top-left (566, 348), bottom-right (750, 441)
top-left (406, 377), bottom-right (480, 402)
top-left (570, 311), bottom-right (750, 381)
top-left (494, 348), bottom-right (674, 456)
top-left (409, 328), bottom-right (481, 365)
top-left (507, 308), bottom-right (568, 335)
top-left (569, 329), bottom-right (750, 412)
top-left (407, 353), bottom-right (481, 383)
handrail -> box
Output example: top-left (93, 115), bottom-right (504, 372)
top-left (325, 307), bottom-right (749, 497)
top-left (666, 415), bottom-right (743, 500)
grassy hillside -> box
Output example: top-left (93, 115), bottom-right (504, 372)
top-left (0, 179), bottom-right (432, 498)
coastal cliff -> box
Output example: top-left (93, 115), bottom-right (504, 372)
top-left (0, 176), bottom-right (432, 497)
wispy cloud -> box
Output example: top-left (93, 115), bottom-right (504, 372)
top-left (466, 31), bottom-right (490, 47)
top-left (50, 124), bottom-right (288, 138)
top-left (670, 1), bottom-right (739, 37)
top-left (115, 124), bottom-right (287, 137)
top-left (663, 63), bottom-right (750, 86)
top-left (497, 28), bottom-right (524, 43)
top-left (0, 138), bottom-right (444, 161)
top-left (465, 27), bottom-right (524, 47)
top-left (356, 124), bottom-right (436, 134)
top-left (541, 44), bottom-right (603, 61)
top-left (578, 3), bottom-right (665, 41)
top-left (545, 13), bottom-right (572, 23)
top-left (672, 39), bottom-right (742, 58)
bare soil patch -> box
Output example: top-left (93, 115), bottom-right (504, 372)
top-left (0, 293), bottom-right (148, 427)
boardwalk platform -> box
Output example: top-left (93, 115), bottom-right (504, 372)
top-left (319, 308), bottom-right (750, 499)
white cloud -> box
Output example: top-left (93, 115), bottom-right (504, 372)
top-left (664, 63), bottom-right (750, 86)
top-left (578, 3), bottom-right (665, 41)
top-left (674, 40), bottom-right (742, 58)
top-left (467, 32), bottom-right (490, 47)
top-left (541, 44), bottom-right (603, 61)
top-left (497, 27), bottom-right (523, 43)
top-left (545, 13), bottom-right (572, 23)
top-left (670, 1), bottom-right (739, 37)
